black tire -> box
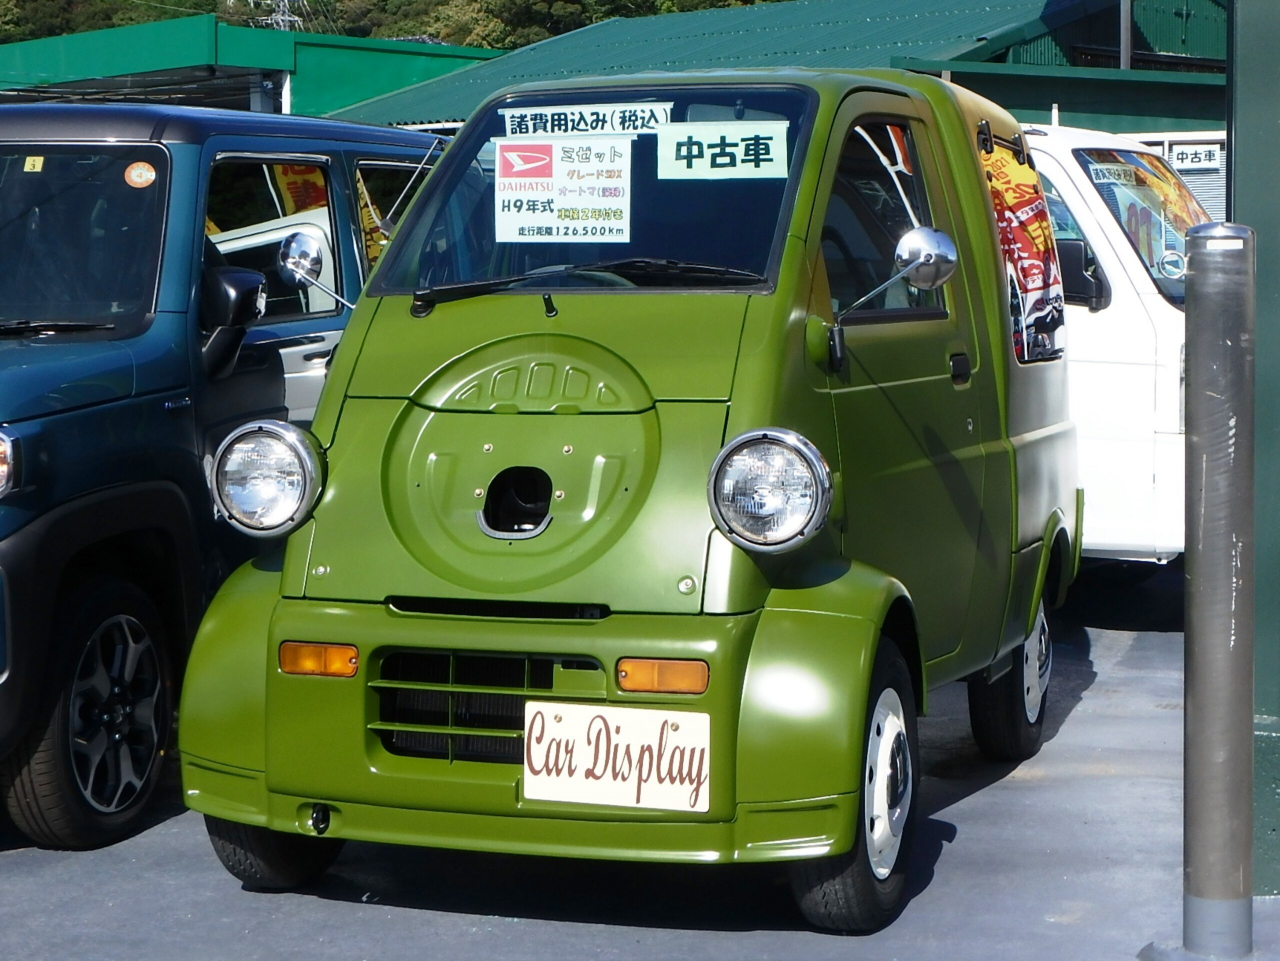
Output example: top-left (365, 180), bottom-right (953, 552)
top-left (789, 640), bottom-right (919, 933)
top-left (0, 577), bottom-right (173, 849)
top-left (205, 815), bottom-right (344, 890)
top-left (968, 602), bottom-right (1051, 762)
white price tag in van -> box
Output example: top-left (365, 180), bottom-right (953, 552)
top-left (657, 121), bottom-right (789, 180)
top-left (492, 135), bottom-right (633, 243)
top-left (500, 103), bottom-right (672, 137)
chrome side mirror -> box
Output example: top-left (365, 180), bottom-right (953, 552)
top-left (840, 225), bottom-right (958, 318)
top-left (893, 226), bottom-right (957, 290)
top-left (278, 231), bottom-right (324, 289)
top-left (277, 231), bottom-right (355, 309)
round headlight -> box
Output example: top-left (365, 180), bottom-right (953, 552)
top-left (708, 429), bottom-right (832, 553)
top-left (213, 421), bottom-right (324, 537)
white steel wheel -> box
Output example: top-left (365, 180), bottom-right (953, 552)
top-left (1022, 607), bottom-right (1052, 724)
top-left (789, 640), bottom-right (919, 933)
top-left (968, 601), bottom-right (1050, 762)
top-left (864, 686), bottom-right (912, 880)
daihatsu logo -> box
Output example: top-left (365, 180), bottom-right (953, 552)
top-left (498, 144), bottom-right (553, 178)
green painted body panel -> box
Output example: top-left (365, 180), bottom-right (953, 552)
top-left (181, 67), bottom-right (1080, 865)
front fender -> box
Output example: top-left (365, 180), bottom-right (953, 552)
top-left (735, 559), bottom-right (910, 804)
top-left (179, 552), bottom-right (281, 774)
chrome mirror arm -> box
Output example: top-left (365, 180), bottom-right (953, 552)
top-left (840, 255), bottom-right (929, 319)
top-left (284, 264), bottom-right (356, 310)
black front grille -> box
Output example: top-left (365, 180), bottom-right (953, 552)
top-left (371, 650), bottom-right (601, 764)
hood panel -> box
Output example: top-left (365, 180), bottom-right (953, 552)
top-left (302, 398), bottom-right (728, 613)
top-left (347, 293), bottom-right (749, 403)
top-left (416, 333), bottom-right (653, 414)
top-left (0, 339), bottom-right (134, 423)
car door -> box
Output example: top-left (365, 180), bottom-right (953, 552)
top-left (1032, 150), bottom-right (1157, 557)
top-left (812, 96), bottom-right (985, 663)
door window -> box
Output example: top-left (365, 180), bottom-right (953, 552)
top-left (820, 122), bottom-right (942, 320)
top-left (1039, 172), bottom-right (1086, 242)
top-left (204, 160), bottom-right (340, 320)
top-left (354, 162), bottom-right (425, 272)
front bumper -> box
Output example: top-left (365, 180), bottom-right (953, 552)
top-left (183, 752), bottom-right (855, 864)
top-left (180, 589), bottom-right (879, 864)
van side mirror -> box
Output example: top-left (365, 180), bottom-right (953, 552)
top-left (278, 231), bottom-right (355, 310)
top-left (1058, 238), bottom-right (1111, 312)
top-left (201, 266), bottom-right (266, 380)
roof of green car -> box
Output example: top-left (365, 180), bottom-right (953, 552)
top-left (473, 67), bottom-right (948, 120)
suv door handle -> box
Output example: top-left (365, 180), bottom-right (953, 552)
top-left (949, 352), bottom-right (972, 386)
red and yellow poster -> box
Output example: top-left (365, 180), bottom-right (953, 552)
top-left (271, 164), bottom-right (329, 216)
top-left (981, 145), bottom-right (1065, 362)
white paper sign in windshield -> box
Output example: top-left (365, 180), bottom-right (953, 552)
top-left (493, 135), bottom-right (633, 243)
top-left (657, 121), bottom-right (790, 180)
top-left (499, 103), bottom-right (673, 137)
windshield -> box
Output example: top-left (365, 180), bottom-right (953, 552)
top-left (0, 144), bottom-right (168, 333)
top-left (373, 85), bottom-right (815, 295)
top-left (1074, 148), bottom-right (1210, 305)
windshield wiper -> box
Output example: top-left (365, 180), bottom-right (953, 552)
top-left (0, 320), bottom-right (116, 335)
top-left (411, 258), bottom-right (766, 317)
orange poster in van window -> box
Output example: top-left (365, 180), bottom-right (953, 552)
top-left (271, 164), bottom-right (329, 215)
top-left (981, 144), bottom-right (1064, 362)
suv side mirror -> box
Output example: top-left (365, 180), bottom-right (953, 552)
top-left (202, 265), bottom-right (266, 331)
top-left (1058, 238), bottom-right (1111, 312)
top-left (201, 265), bottom-right (266, 380)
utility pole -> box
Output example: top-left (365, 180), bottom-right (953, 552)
top-left (1120, 0), bottom-right (1133, 68)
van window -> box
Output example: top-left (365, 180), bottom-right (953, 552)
top-left (204, 160), bottom-right (340, 320)
top-left (981, 143), bottom-right (1064, 362)
top-left (1075, 148), bottom-right (1209, 306)
top-left (820, 122), bottom-right (942, 319)
top-left (355, 162), bottom-right (423, 272)
top-left (372, 84), bottom-right (815, 294)
top-left (1040, 172), bottom-right (1086, 242)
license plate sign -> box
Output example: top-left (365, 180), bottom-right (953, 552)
top-left (522, 701), bottom-right (710, 813)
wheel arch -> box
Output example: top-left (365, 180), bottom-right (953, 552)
top-left (1030, 509), bottom-right (1073, 634)
top-left (0, 482), bottom-right (203, 759)
top-left (736, 559), bottom-right (919, 809)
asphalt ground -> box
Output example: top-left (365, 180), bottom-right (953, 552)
top-left (0, 563), bottom-right (1231, 961)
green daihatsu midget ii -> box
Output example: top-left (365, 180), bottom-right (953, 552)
top-left (178, 68), bottom-right (1081, 931)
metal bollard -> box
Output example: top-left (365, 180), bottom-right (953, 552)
top-left (1183, 222), bottom-right (1256, 958)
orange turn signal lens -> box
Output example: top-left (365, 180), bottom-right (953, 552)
top-left (279, 642), bottom-right (359, 678)
top-left (616, 658), bottom-right (709, 694)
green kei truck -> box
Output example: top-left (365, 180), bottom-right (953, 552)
top-left (179, 68), bottom-right (1082, 932)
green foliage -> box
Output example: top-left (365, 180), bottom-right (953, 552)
top-left (0, 0), bottom-right (784, 48)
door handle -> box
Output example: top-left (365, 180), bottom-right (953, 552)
top-left (949, 352), bottom-right (972, 386)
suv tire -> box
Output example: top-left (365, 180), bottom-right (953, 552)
top-left (0, 577), bottom-right (173, 849)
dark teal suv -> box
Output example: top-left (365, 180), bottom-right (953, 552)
top-left (0, 103), bottom-right (441, 848)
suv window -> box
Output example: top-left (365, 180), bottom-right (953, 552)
top-left (820, 122), bottom-right (941, 318)
top-left (0, 144), bottom-right (168, 336)
top-left (354, 162), bottom-right (422, 272)
top-left (204, 160), bottom-right (340, 320)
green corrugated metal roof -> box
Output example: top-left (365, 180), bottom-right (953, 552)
top-left (328, 0), bottom-right (1116, 125)
top-left (0, 15), bottom-right (499, 114)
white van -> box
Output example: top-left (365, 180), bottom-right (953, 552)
top-left (1024, 125), bottom-right (1212, 563)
